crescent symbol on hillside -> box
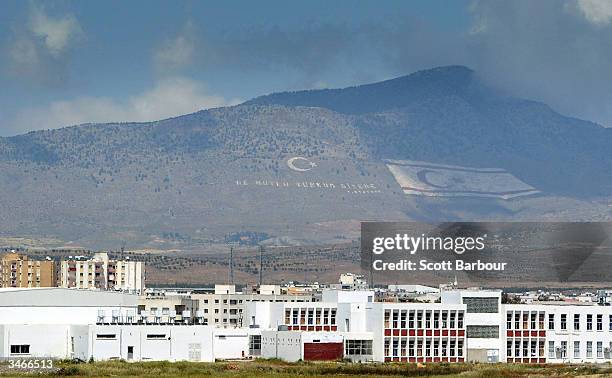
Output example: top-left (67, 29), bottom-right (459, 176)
top-left (287, 157), bottom-right (317, 172)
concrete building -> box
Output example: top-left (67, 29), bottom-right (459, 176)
top-left (5, 286), bottom-right (612, 364)
top-left (0, 287), bottom-right (139, 325)
top-left (191, 284), bottom-right (316, 328)
top-left (0, 253), bottom-right (56, 288)
top-left (60, 253), bottom-right (144, 294)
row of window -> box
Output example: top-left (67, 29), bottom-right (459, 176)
top-left (507, 312), bottom-right (612, 332)
top-left (383, 337), bottom-right (464, 358)
top-left (284, 308), bottom-right (337, 326)
top-left (546, 341), bottom-right (612, 359)
top-left (384, 309), bottom-right (464, 329)
top-left (506, 339), bottom-right (546, 358)
top-left (345, 340), bottom-right (373, 356)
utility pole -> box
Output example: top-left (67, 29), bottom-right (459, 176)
top-left (258, 245), bottom-right (264, 286)
top-left (229, 245), bottom-right (234, 285)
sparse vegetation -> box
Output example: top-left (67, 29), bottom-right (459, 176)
top-left (2, 360), bottom-right (612, 377)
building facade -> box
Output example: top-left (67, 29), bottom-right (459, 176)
top-left (60, 253), bottom-right (144, 293)
top-left (0, 253), bottom-right (55, 288)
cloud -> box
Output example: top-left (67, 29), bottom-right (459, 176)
top-left (154, 21), bottom-right (196, 73)
top-left (576, 0), bottom-right (612, 25)
top-left (28, 4), bottom-right (83, 56)
top-left (464, 0), bottom-right (612, 126)
top-left (5, 3), bottom-right (82, 85)
top-left (7, 77), bottom-right (241, 135)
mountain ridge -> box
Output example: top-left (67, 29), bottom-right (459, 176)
top-left (0, 65), bottom-right (610, 250)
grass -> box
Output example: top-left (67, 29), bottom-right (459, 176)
top-left (1, 360), bottom-right (612, 377)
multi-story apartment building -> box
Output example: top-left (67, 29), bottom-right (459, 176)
top-left (0, 253), bottom-right (56, 288)
top-left (60, 252), bottom-right (145, 293)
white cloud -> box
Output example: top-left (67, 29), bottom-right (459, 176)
top-left (154, 22), bottom-right (196, 72)
top-left (8, 77), bottom-right (241, 135)
top-left (28, 4), bottom-right (83, 56)
top-left (576, 0), bottom-right (612, 25)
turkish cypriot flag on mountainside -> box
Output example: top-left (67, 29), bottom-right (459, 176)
top-left (385, 159), bottom-right (539, 200)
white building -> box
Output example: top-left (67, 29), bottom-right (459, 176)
top-left (5, 286), bottom-right (612, 364)
top-left (59, 253), bottom-right (145, 294)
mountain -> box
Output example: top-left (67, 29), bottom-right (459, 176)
top-left (0, 66), bottom-right (611, 250)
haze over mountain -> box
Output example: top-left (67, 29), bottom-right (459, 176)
top-left (1, 66), bottom-right (610, 250)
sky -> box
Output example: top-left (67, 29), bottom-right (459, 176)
top-left (1, 0), bottom-right (612, 136)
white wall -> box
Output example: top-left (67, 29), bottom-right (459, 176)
top-left (0, 306), bottom-right (136, 325)
top-left (0, 325), bottom-right (72, 358)
top-left (213, 329), bottom-right (251, 359)
top-left (261, 330), bottom-right (302, 362)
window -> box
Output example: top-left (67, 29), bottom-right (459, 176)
top-left (466, 325), bottom-right (499, 338)
top-left (515, 312), bottom-right (520, 329)
top-left (463, 297), bottom-right (498, 313)
top-left (539, 340), bottom-right (545, 357)
top-left (393, 310), bottom-right (399, 328)
top-left (507, 312), bottom-right (512, 329)
top-left (400, 310), bottom-right (407, 328)
top-left (609, 315), bottom-right (612, 331)
top-left (425, 311), bottom-right (431, 328)
top-left (587, 341), bottom-right (593, 358)
top-left (441, 311), bottom-right (448, 328)
top-left (146, 334), bottom-right (167, 340)
top-left (560, 314), bottom-right (567, 330)
top-left (531, 312), bottom-right (536, 329)
top-left (597, 342), bottom-right (603, 358)
top-left (561, 341), bottom-right (567, 358)
top-left (548, 314), bottom-right (555, 330)
top-left (538, 312), bottom-right (545, 329)
top-left (308, 308), bottom-right (314, 325)
top-left (507, 340), bottom-right (513, 357)
top-left (597, 314), bottom-right (603, 331)
top-left (10, 345), bottom-right (30, 355)
top-left (574, 314), bottom-right (580, 330)
top-left (587, 314), bottom-right (593, 330)
top-left (548, 341), bottom-right (555, 358)
top-left (449, 311), bottom-right (455, 328)
top-left (433, 311), bottom-right (439, 328)
top-left (96, 334), bottom-right (117, 340)
top-left (457, 312), bottom-right (464, 328)
top-left (574, 341), bottom-right (580, 358)
top-left (249, 335), bottom-right (262, 356)
top-left (515, 340), bottom-right (520, 357)
top-left (417, 311), bottom-right (423, 328)
top-left (530, 340), bottom-right (537, 357)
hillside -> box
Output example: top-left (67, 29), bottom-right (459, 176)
top-left (0, 66), bottom-right (611, 250)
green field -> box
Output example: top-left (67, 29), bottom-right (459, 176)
top-left (2, 360), bottom-right (612, 377)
